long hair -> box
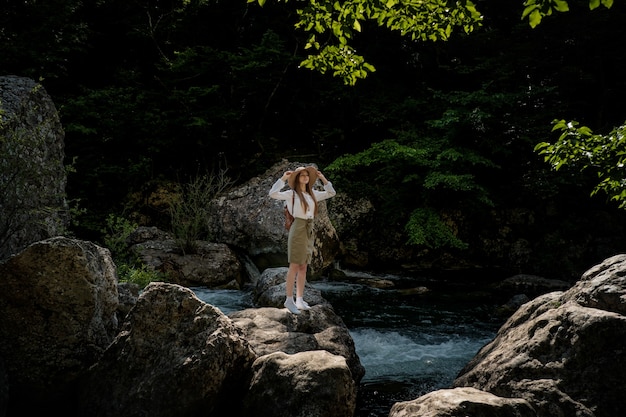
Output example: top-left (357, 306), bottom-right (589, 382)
top-left (293, 171), bottom-right (318, 216)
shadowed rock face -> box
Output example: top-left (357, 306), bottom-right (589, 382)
top-left (78, 282), bottom-right (257, 417)
top-left (0, 75), bottom-right (68, 260)
top-left (402, 254), bottom-right (626, 417)
top-left (0, 237), bottom-right (118, 410)
top-left (131, 238), bottom-right (244, 287)
top-left (0, 237), bottom-right (364, 417)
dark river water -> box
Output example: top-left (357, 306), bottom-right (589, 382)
top-left (193, 268), bottom-right (509, 417)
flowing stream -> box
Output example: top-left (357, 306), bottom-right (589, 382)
top-left (192, 269), bottom-right (507, 417)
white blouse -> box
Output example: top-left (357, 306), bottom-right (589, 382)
top-left (269, 178), bottom-right (336, 219)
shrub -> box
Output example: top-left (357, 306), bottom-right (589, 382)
top-left (117, 263), bottom-right (166, 289)
top-left (101, 214), bottom-right (137, 262)
top-left (169, 169), bottom-right (234, 254)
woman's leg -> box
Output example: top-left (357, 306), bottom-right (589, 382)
top-left (286, 263), bottom-right (299, 298)
top-left (284, 263), bottom-right (300, 314)
top-left (295, 264), bottom-right (311, 310)
top-left (295, 264), bottom-right (307, 298)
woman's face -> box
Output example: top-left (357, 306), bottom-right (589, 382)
top-left (298, 171), bottom-right (309, 185)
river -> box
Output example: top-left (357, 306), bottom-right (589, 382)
top-left (192, 269), bottom-right (508, 417)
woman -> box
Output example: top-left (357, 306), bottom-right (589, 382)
top-left (269, 166), bottom-right (336, 314)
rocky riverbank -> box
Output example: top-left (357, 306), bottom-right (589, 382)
top-left (1, 237), bottom-right (626, 416)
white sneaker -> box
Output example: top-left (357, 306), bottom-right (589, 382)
top-left (284, 298), bottom-right (300, 314)
top-left (295, 299), bottom-right (311, 310)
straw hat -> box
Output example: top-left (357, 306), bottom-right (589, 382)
top-left (287, 166), bottom-right (318, 189)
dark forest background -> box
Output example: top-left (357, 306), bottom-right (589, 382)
top-left (2, 0), bottom-right (626, 281)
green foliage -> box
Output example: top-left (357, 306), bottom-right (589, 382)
top-left (58, 15), bottom-right (301, 231)
top-left (300, 44), bottom-right (376, 86)
top-left (322, 67), bottom-right (553, 252)
top-left (250, 0), bottom-right (615, 84)
top-left (522, 0), bottom-right (613, 27)
top-left (326, 138), bottom-right (431, 201)
top-left (3, 0), bottom-right (625, 277)
top-left (328, 139), bottom-right (428, 175)
top-left (64, 199), bottom-right (87, 234)
top-left (249, 0), bottom-right (483, 85)
top-left (326, 129), bottom-right (496, 249)
top-left (169, 169), bottom-right (234, 254)
top-left (535, 120), bottom-right (626, 208)
top-left (101, 214), bottom-right (168, 288)
top-left (117, 263), bottom-right (166, 289)
top-left (0, 0), bottom-right (92, 81)
top-left (101, 214), bottom-right (138, 262)
top-left (405, 207), bottom-right (468, 249)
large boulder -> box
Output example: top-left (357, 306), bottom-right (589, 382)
top-left (130, 237), bottom-right (244, 288)
top-left (0, 76), bottom-right (68, 260)
top-left (206, 160), bottom-right (340, 275)
top-left (79, 282), bottom-right (257, 417)
top-left (1, 237), bottom-right (361, 417)
top-left (447, 254), bottom-right (626, 417)
top-left (241, 350), bottom-right (356, 417)
top-left (234, 265), bottom-right (364, 383)
top-left (560, 254), bottom-right (626, 315)
top-left (0, 237), bottom-right (119, 413)
top-left (389, 386), bottom-right (535, 417)
top-left (229, 305), bottom-right (365, 384)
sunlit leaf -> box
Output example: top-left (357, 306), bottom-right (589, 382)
top-left (363, 62), bottom-right (376, 72)
top-left (553, 0), bottom-right (570, 12)
top-left (332, 21), bottom-right (342, 36)
top-left (529, 9), bottom-right (543, 27)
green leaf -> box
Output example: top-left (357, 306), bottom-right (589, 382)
top-left (332, 21), bottom-right (342, 37)
top-left (363, 62), bottom-right (376, 72)
top-left (602, 0), bottom-right (614, 8)
top-left (529, 9), bottom-right (543, 27)
top-left (553, 0), bottom-right (570, 12)
top-left (522, 4), bottom-right (538, 19)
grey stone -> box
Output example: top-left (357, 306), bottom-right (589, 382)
top-left (0, 76), bottom-right (68, 260)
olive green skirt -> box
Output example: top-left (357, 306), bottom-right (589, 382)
top-left (287, 218), bottom-right (315, 264)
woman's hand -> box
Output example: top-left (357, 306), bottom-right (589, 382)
top-left (281, 170), bottom-right (293, 182)
top-left (316, 170), bottom-right (328, 184)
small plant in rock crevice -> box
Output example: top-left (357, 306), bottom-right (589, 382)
top-left (101, 213), bottom-right (167, 288)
